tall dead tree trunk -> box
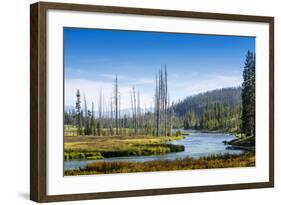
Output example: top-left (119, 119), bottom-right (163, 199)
top-left (155, 73), bottom-right (160, 136)
top-left (164, 65), bottom-right (168, 136)
top-left (137, 90), bottom-right (141, 134)
top-left (118, 92), bottom-right (121, 135)
top-left (132, 87), bottom-right (137, 135)
top-left (83, 95), bottom-right (89, 135)
top-left (154, 66), bottom-right (169, 137)
top-left (97, 89), bottom-right (103, 136)
top-left (91, 102), bottom-right (96, 136)
top-left (159, 69), bottom-right (162, 136)
top-left (114, 74), bottom-right (118, 135)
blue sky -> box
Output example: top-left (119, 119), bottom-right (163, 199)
top-left (64, 27), bottom-right (255, 110)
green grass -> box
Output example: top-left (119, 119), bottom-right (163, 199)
top-left (64, 125), bottom-right (78, 132)
top-left (64, 153), bottom-right (255, 175)
top-left (64, 135), bottom-right (185, 160)
top-left (64, 151), bottom-right (104, 160)
top-left (64, 125), bottom-right (79, 137)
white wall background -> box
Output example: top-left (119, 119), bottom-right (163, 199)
top-left (0, 0), bottom-right (279, 204)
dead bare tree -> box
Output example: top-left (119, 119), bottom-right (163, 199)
top-left (155, 73), bottom-right (160, 136)
top-left (170, 101), bottom-right (175, 135)
top-left (164, 65), bottom-right (168, 136)
top-left (130, 86), bottom-right (137, 135)
top-left (97, 89), bottom-right (103, 136)
top-left (137, 90), bottom-right (141, 134)
top-left (83, 95), bottom-right (91, 135)
top-left (91, 102), bottom-right (96, 136)
top-left (103, 96), bottom-right (109, 136)
top-left (159, 68), bottom-right (164, 136)
top-left (114, 74), bottom-right (119, 135)
top-left (109, 96), bottom-right (114, 135)
top-left (118, 92), bottom-right (121, 135)
top-left (154, 66), bottom-right (169, 136)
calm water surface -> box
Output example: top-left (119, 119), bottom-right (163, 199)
top-left (64, 130), bottom-right (243, 170)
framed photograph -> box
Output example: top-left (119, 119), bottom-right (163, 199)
top-left (30, 1), bottom-right (274, 202)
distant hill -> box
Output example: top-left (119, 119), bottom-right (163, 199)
top-left (173, 87), bottom-right (242, 117)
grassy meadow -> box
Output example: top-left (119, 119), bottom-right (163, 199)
top-left (65, 153), bottom-right (255, 175)
top-left (64, 124), bottom-right (255, 176)
top-left (64, 127), bottom-right (186, 161)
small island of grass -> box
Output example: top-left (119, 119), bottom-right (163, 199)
top-left (64, 134), bottom-right (185, 160)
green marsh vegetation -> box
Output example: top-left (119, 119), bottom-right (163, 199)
top-left (64, 134), bottom-right (185, 160)
top-left (64, 153), bottom-right (255, 175)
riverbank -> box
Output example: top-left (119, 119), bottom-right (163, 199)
top-left (224, 134), bottom-right (255, 152)
top-left (64, 153), bottom-right (255, 175)
top-left (64, 135), bottom-right (186, 160)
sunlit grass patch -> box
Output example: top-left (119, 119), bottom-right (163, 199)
top-left (64, 135), bottom-right (185, 159)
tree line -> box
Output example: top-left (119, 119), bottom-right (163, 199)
top-left (64, 66), bottom-right (175, 137)
top-left (183, 103), bottom-right (242, 132)
top-left (177, 51), bottom-right (255, 137)
top-left (65, 51), bottom-right (255, 137)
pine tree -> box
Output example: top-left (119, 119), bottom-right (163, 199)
top-left (249, 53), bottom-right (256, 137)
top-left (241, 51), bottom-right (255, 137)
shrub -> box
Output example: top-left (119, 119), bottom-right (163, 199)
top-left (175, 130), bottom-right (182, 136)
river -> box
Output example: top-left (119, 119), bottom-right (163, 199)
top-left (64, 130), bottom-right (244, 170)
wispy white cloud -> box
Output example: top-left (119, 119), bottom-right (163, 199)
top-left (65, 78), bottom-right (154, 111)
top-left (99, 73), bottom-right (127, 80)
top-left (66, 67), bottom-right (88, 74)
top-left (130, 77), bottom-right (154, 85)
top-left (168, 72), bottom-right (242, 101)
